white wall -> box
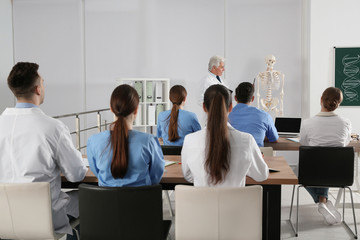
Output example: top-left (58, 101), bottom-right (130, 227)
top-left (0, 0), bottom-right (15, 112)
top-left (2, 0), bottom-right (302, 140)
top-left (307, 0), bottom-right (360, 133)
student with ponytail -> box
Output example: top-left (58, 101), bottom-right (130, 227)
top-left (87, 84), bottom-right (165, 186)
top-left (157, 85), bottom-right (201, 146)
top-left (181, 84), bottom-right (268, 187)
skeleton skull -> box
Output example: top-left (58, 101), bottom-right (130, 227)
top-left (265, 55), bottom-right (276, 68)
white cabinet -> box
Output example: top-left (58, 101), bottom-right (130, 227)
top-left (117, 78), bottom-right (170, 134)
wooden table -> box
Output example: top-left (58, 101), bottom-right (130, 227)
top-left (62, 155), bottom-right (297, 240)
top-left (265, 137), bottom-right (360, 152)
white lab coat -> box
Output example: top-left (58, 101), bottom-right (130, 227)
top-left (300, 111), bottom-right (351, 147)
top-left (0, 107), bottom-right (88, 234)
top-left (199, 72), bottom-right (229, 105)
top-left (181, 123), bottom-right (269, 187)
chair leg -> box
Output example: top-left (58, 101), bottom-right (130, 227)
top-left (165, 190), bottom-right (174, 217)
top-left (289, 185), bottom-right (295, 220)
top-left (342, 187), bottom-right (358, 239)
top-left (289, 185), bottom-right (299, 237)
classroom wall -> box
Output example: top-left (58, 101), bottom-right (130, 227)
top-left (1, 0), bottom-right (302, 130)
top-left (306, 0), bottom-right (360, 133)
top-left (0, 0), bottom-right (15, 112)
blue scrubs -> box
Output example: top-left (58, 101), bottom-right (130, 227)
top-left (87, 130), bottom-right (165, 187)
top-left (157, 109), bottom-right (201, 146)
top-left (228, 103), bottom-right (278, 147)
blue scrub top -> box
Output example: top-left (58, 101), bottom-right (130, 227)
top-left (228, 103), bottom-right (279, 147)
top-left (87, 130), bottom-right (165, 187)
top-left (157, 109), bottom-right (201, 146)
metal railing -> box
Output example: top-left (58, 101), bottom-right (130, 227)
top-left (53, 108), bottom-right (111, 150)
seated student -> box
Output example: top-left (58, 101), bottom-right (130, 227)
top-left (0, 62), bottom-right (87, 240)
top-left (157, 85), bottom-right (201, 146)
top-left (181, 84), bottom-right (269, 187)
top-left (87, 84), bottom-right (165, 187)
top-left (228, 82), bottom-right (278, 147)
top-left (300, 87), bottom-right (351, 225)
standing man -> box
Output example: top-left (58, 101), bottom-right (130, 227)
top-left (0, 62), bottom-right (87, 239)
top-left (202, 55), bottom-right (228, 94)
top-left (229, 82), bottom-right (278, 147)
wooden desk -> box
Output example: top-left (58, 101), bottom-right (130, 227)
top-left (62, 155), bottom-right (297, 240)
top-left (265, 137), bottom-right (360, 152)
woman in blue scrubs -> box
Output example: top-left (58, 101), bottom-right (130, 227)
top-left (157, 85), bottom-right (201, 146)
top-left (87, 84), bottom-right (165, 187)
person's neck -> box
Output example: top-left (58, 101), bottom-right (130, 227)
top-left (17, 98), bottom-right (40, 106)
top-left (237, 101), bottom-right (251, 106)
top-left (320, 107), bottom-right (331, 112)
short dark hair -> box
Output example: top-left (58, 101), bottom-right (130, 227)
top-left (7, 62), bottom-right (40, 99)
top-left (235, 82), bottom-right (254, 103)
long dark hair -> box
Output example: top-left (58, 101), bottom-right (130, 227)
top-left (109, 84), bottom-right (139, 179)
top-left (168, 85), bottom-right (187, 142)
top-left (203, 84), bottom-right (232, 184)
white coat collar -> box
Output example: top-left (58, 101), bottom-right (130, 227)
top-left (316, 111), bottom-right (337, 117)
top-left (2, 107), bottom-right (45, 116)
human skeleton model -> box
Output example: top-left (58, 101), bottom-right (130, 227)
top-left (256, 55), bottom-right (285, 117)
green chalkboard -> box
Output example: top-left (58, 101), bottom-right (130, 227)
top-left (335, 47), bottom-right (360, 106)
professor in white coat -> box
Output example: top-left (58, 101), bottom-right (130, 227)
top-left (0, 62), bottom-right (88, 239)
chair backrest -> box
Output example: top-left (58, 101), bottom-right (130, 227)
top-left (161, 145), bottom-right (182, 155)
top-left (259, 147), bottom-right (274, 157)
top-left (299, 146), bottom-right (355, 187)
top-left (175, 185), bottom-right (263, 240)
top-left (0, 182), bottom-right (55, 240)
top-left (79, 184), bottom-right (165, 240)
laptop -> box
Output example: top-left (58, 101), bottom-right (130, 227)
top-left (275, 117), bottom-right (301, 137)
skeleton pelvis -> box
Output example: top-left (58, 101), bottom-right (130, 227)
top-left (261, 97), bottom-right (279, 111)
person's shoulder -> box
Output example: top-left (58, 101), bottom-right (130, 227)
top-left (184, 128), bottom-right (205, 143)
top-left (158, 110), bottom-right (170, 120)
top-left (130, 129), bottom-right (156, 142)
top-left (88, 130), bottom-right (110, 144)
top-left (180, 109), bottom-right (197, 118)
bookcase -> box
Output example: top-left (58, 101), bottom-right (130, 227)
top-left (116, 78), bottom-right (170, 134)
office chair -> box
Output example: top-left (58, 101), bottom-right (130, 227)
top-left (79, 184), bottom-right (171, 240)
top-left (161, 145), bottom-right (182, 155)
top-left (175, 185), bottom-right (263, 240)
top-left (0, 182), bottom-right (79, 240)
top-left (161, 145), bottom-right (182, 217)
top-left (289, 146), bottom-right (358, 239)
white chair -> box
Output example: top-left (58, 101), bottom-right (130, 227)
top-left (260, 146), bottom-right (274, 157)
top-left (0, 182), bottom-right (79, 240)
top-left (175, 185), bottom-right (263, 240)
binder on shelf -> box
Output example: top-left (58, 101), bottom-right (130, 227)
top-left (134, 106), bottom-right (142, 126)
top-left (155, 82), bottom-right (163, 103)
top-left (148, 105), bottom-right (156, 125)
top-left (156, 104), bottom-right (164, 124)
top-left (134, 81), bottom-right (143, 102)
top-left (146, 81), bottom-right (153, 102)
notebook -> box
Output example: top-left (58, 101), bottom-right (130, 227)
top-left (275, 117), bottom-right (301, 137)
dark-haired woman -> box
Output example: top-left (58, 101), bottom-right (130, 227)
top-left (157, 85), bottom-right (201, 146)
top-left (87, 85), bottom-right (165, 186)
top-left (300, 87), bottom-right (351, 225)
top-left (181, 84), bottom-right (268, 187)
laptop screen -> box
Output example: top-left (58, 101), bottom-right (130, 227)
top-left (275, 117), bottom-right (301, 134)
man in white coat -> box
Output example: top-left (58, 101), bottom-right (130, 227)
top-left (202, 55), bottom-right (228, 94)
top-left (0, 62), bottom-right (88, 239)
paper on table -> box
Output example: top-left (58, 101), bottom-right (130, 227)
top-left (165, 160), bottom-right (177, 167)
top-left (287, 137), bottom-right (300, 143)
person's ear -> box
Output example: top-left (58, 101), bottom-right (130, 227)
top-left (229, 102), bottom-right (233, 112)
top-left (34, 85), bottom-right (41, 96)
top-left (203, 103), bottom-right (207, 113)
top-left (234, 96), bottom-right (238, 102)
top-left (251, 95), bottom-right (255, 102)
